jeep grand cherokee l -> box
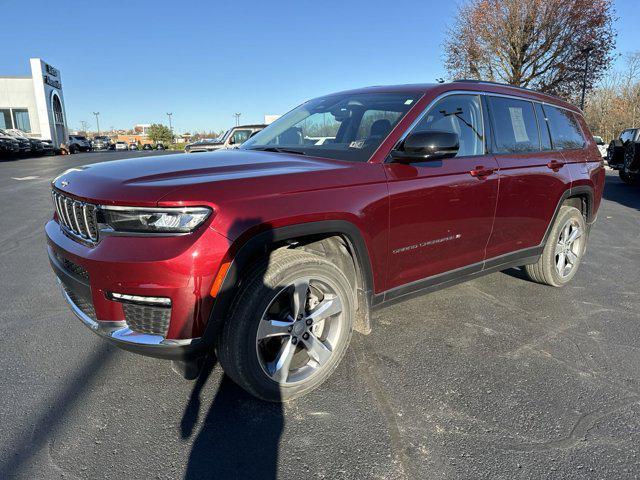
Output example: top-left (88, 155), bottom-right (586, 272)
top-left (46, 81), bottom-right (604, 401)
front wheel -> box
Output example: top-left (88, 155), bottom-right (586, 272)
top-left (620, 170), bottom-right (639, 185)
top-left (216, 249), bottom-right (355, 402)
top-left (523, 206), bottom-right (587, 287)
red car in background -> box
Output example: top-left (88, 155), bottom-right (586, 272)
top-left (46, 81), bottom-right (604, 401)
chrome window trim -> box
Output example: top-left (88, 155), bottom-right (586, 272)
top-left (391, 89), bottom-right (585, 158)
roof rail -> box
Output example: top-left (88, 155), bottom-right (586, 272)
top-left (452, 79), bottom-right (569, 105)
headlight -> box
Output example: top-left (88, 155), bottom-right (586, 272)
top-left (100, 206), bottom-right (212, 234)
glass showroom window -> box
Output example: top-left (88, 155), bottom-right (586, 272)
top-left (12, 109), bottom-right (31, 132)
top-left (0, 109), bottom-right (11, 130)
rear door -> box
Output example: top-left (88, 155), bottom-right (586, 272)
top-left (484, 96), bottom-right (571, 260)
top-left (384, 93), bottom-right (499, 290)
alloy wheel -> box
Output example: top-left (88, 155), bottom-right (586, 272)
top-left (255, 276), bottom-right (344, 385)
top-left (554, 219), bottom-right (584, 278)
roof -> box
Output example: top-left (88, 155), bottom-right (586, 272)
top-left (319, 81), bottom-right (581, 113)
top-left (236, 124), bottom-right (268, 129)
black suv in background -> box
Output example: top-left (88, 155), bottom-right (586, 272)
top-left (608, 128), bottom-right (640, 185)
top-left (0, 130), bottom-right (20, 157)
top-left (1, 128), bottom-right (31, 155)
top-left (6, 129), bottom-right (44, 155)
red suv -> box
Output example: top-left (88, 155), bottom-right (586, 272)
top-left (46, 81), bottom-right (604, 401)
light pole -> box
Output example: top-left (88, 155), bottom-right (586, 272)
top-left (580, 47), bottom-right (594, 110)
top-left (234, 113), bottom-right (241, 126)
top-left (93, 112), bottom-right (100, 135)
top-left (166, 112), bottom-right (173, 132)
top-left (80, 120), bottom-right (88, 134)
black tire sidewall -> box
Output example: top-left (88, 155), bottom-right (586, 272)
top-left (218, 252), bottom-right (354, 401)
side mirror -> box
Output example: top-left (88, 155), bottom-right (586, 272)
top-left (228, 136), bottom-right (235, 145)
top-left (390, 130), bottom-right (459, 162)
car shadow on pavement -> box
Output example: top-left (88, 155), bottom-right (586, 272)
top-left (181, 357), bottom-right (284, 479)
top-left (181, 220), bottom-right (284, 480)
top-left (602, 173), bottom-right (640, 211)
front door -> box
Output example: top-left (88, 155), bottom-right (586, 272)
top-left (384, 94), bottom-right (499, 291)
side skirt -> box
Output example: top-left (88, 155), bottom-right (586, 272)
top-left (372, 246), bottom-right (543, 310)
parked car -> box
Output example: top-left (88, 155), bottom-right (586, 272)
top-left (156, 143), bottom-right (166, 150)
top-left (128, 143), bottom-right (138, 151)
top-left (142, 143), bottom-right (153, 150)
top-left (607, 128), bottom-right (640, 185)
top-left (593, 136), bottom-right (608, 158)
top-left (0, 130), bottom-right (20, 158)
top-left (40, 139), bottom-right (56, 155)
top-left (184, 124), bottom-right (266, 153)
top-left (68, 135), bottom-right (92, 153)
top-left (6, 129), bottom-right (44, 155)
top-left (1, 128), bottom-right (31, 155)
top-left (46, 81), bottom-right (604, 401)
top-left (114, 141), bottom-right (128, 151)
top-left (92, 136), bottom-right (112, 151)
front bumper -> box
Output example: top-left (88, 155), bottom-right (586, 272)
top-left (46, 216), bottom-right (231, 360)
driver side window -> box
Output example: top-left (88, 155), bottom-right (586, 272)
top-left (413, 94), bottom-right (485, 157)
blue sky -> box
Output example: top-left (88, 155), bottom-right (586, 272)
top-left (1, 0), bottom-right (638, 134)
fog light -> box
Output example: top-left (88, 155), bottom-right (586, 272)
top-left (108, 292), bottom-right (171, 306)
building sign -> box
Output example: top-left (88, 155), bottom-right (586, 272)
top-left (45, 64), bottom-right (60, 77)
top-left (43, 62), bottom-right (61, 89)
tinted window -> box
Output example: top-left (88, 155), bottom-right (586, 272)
top-left (543, 105), bottom-right (585, 150)
top-left (231, 129), bottom-right (251, 144)
top-left (488, 96), bottom-right (540, 153)
top-left (413, 94), bottom-right (484, 157)
top-left (534, 103), bottom-right (552, 150)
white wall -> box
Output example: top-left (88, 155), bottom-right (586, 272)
top-left (0, 77), bottom-right (40, 136)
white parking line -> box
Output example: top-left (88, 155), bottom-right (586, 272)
top-left (11, 176), bottom-right (40, 181)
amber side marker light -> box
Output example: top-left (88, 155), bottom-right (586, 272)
top-left (210, 261), bottom-right (231, 298)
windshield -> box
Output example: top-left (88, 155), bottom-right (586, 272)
top-left (241, 92), bottom-right (421, 162)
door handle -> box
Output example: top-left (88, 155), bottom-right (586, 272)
top-left (469, 166), bottom-right (494, 178)
top-left (547, 160), bottom-right (565, 171)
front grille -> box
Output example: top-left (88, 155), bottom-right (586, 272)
top-left (122, 303), bottom-right (171, 336)
top-left (52, 190), bottom-right (99, 243)
top-left (62, 285), bottom-right (97, 321)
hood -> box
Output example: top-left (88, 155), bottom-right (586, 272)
top-left (51, 149), bottom-right (345, 205)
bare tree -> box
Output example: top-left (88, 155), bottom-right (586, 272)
top-left (585, 52), bottom-right (640, 141)
top-left (444, 0), bottom-right (617, 100)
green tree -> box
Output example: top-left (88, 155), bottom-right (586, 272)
top-left (147, 124), bottom-right (174, 144)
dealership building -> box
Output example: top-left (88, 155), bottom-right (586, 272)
top-left (0, 58), bottom-right (68, 145)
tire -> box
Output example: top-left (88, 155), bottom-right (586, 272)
top-left (216, 249), bottom-right (355, 402)
top-left (619, 170), bottom-right (639, 185)
top-left (524, 206), bottom-right (587, 287)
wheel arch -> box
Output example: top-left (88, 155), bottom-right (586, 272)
top-left (203, 220), bottom-right (375, 345)
top-left (542, 185), bottom-right (595, 246)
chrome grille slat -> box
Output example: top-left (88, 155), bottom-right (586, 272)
top-left (82, 204), bottom-right (94, 240)
top-left (52, 190), bottom-right (99, 244)
top-left (73, 202), bottom-right (88, 237)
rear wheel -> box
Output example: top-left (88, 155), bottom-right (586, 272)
top-left (524, 206), bottom-right (587, 287)
top-left (216, 249), bottom-right (354, 402)
top-left (620, 170), bottom-right (639, 185)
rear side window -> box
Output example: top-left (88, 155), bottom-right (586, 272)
top-left (543, 105), bottom-right (586, 150)
top-left (488, 96), bottom-right (540, 154)
top-left (534, 103), bottom-right (553, 150)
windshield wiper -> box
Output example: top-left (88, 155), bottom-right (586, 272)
top-left (248, 146), bottom-right (307, 156)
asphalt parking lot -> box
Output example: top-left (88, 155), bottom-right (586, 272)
top-left (0, 151), bottom-right (639, 479)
